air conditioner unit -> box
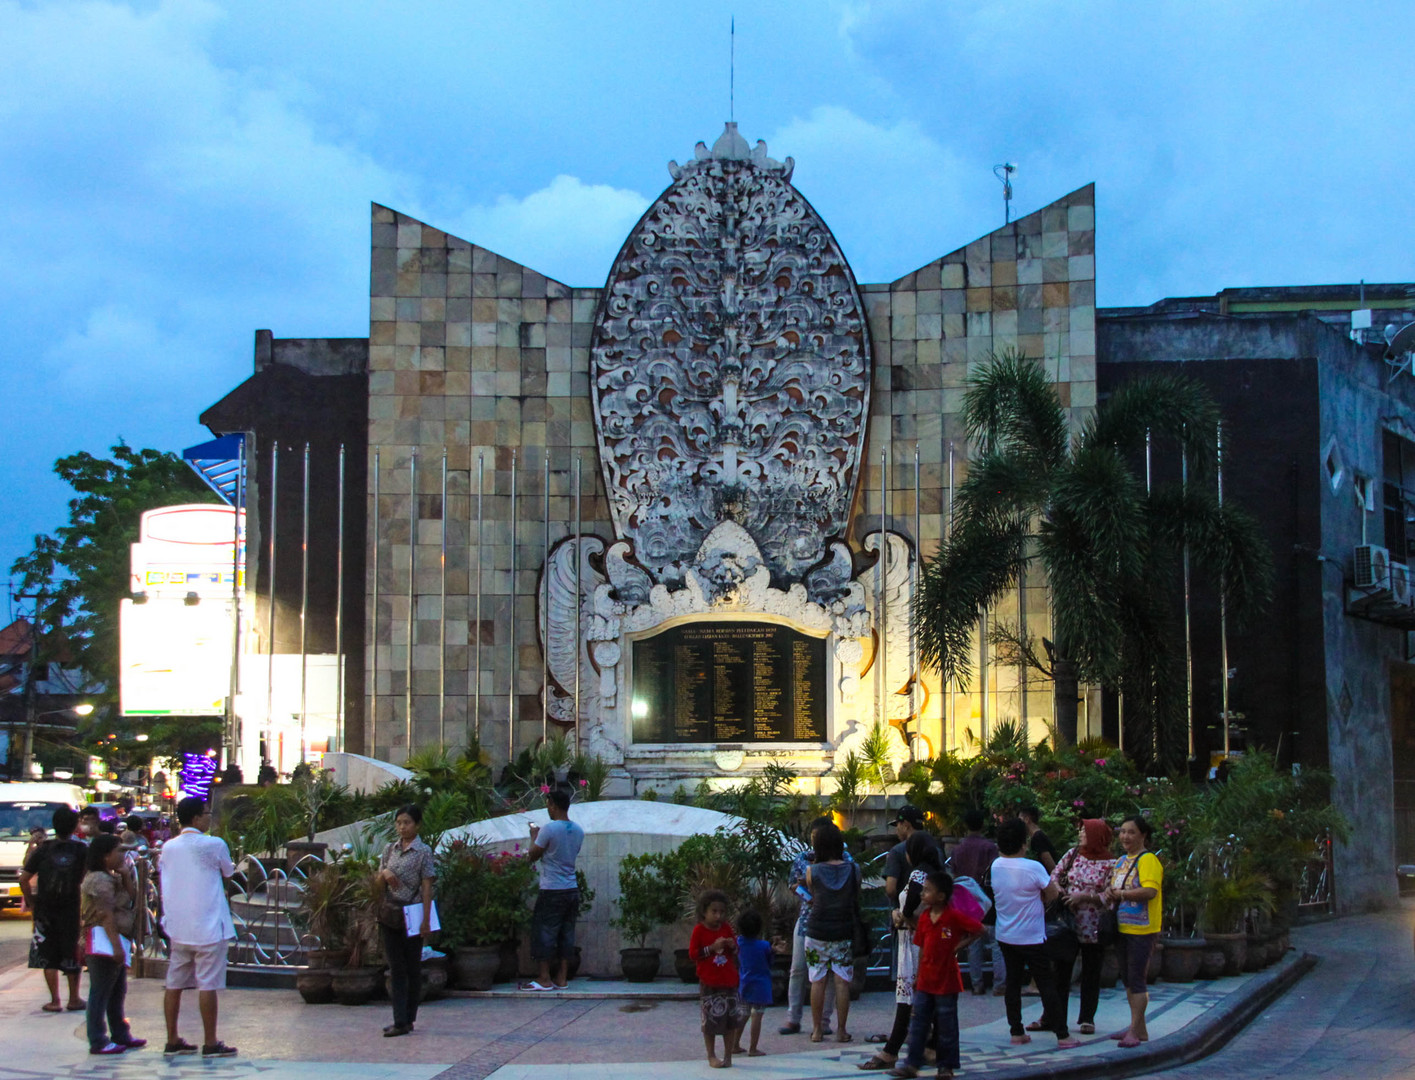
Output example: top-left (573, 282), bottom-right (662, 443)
top-left (1392, 561), bottom-right (1412, 606)
top-left (1355, 544), bottom-right (1392, 591)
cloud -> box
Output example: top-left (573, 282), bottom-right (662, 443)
top-left (446, 174), bottom-right (650, 287)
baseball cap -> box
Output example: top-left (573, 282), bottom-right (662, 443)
top-left (888, 805), bottom-right (926, 827)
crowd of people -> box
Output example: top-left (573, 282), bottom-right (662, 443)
top-left (18, 785), bottom-right (1162, 1073)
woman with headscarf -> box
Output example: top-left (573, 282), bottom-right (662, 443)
top-left (1028, 819), bottom-right (1116, 1036)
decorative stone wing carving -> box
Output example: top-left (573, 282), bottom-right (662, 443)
top-left (539, 536), bottom-right (606, 725)
top-left (862, 532), bottom-right (915, 721)
top-left (591, 123), bottom-right (871, 596)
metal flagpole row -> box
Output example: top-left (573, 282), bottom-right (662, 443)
top-left (1218, 422), bottom-right (1230, 758)
top-left (406, 450), bottom-right (416, 759)
top-left (473, 452), bottom-right (484, 746)
top-left (573, 454), bottom-right (583, 758)
top-left (265, 442), bottom-right (278, 768)
top-left (371, 450), bottom-right (380, 751)
top-left (508, 450), bottom-right (518, 767)
top-left (299, 442), bottom-right (310, 763)
top-left (440, 450), bottom-right (448, 749)
top-left (1182, 431), bottom-right (1194, 761)
top-left (877, 445), bottom-right (887, 733)
top-left (226, 435), bottom-right (245, 768)
top-left (947, 440), bottom-right (955, 752)
top-left (335, 444), bottom-right (345, 754)
top-left (911, 445), bottom-right (920, 755)
top-left (542, 450), bottom-right (550, 745)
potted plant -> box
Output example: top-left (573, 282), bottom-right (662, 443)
top-left (294, 858), bottom-right (354, 1003)
top-left (287, 769), bottom-right (343, 870)
top-left (565, 868), bottom-right (596, 980)
top-left (1158, 862), bottom-right (1207, 983)
top-left (437, 841), bottom-right (536, 990)
top-left (329, 862), bottom-right (386, 1005)
top-left (611, 852), bottom-right (682, 982)
top-left (1199, 865), bottom-right (1273, 977)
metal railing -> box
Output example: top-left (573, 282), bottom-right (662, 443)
top-left (133, 848), bottom-right (323, 972)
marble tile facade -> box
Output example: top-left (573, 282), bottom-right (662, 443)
top-left (365, 184), bottom-right (1097, 768)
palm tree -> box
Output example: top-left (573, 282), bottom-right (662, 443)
top-left (914, 351), bottom-right (1271, 767)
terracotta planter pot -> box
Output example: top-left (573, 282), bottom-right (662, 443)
top-left (306, 948), bottom-right (350, 970)
top-left (296, 969), bottom-right (334, 1004)
top-left (330, 965), bottom-right (383, 1006)
top-left (452, 945), bottom-right (501, 991)
top-left (620, 947), bottom-right (662, 983)
top-left (1243, 933), bottom-right (1267, 972)
top-left (674, 948), bottom-right (700, 984)
top-left (1199, 948), bottom-right (1226, 979)
top-left (495, 940), bottom-right (519, 983)
top-left (1159, 938), bottom-right (1206, 983)
top-left (1204, 932), bottom-right (1247, 977)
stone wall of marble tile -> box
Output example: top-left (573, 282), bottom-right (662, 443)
top-left (365, 204), bottom-right (611, 763)
top-left (852, 184), bottom-right (1097, 755)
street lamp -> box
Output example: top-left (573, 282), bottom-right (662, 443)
top-left (23, 704), bottom-right (95, 776)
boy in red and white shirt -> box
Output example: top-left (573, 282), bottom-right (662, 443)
top-left (890, 871), bottom-right (981, 1080)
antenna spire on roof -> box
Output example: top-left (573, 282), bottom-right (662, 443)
top-left (730, 16), bottom-right (735, 123)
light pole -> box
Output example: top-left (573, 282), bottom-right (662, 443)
top-left (23, 705), bottom-right (93, 778)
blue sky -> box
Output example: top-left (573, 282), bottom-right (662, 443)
top-left (2, 0), bottom-right (1411, 601)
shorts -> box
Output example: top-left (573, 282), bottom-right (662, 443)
top-left (748, 1003), bottom-right (766, 1016)
top-left (803, 936), bottom-right (854, 983)
top-left (700, 985), bottom-right (748, 1035)
top-left (29, 915), bottom-right (81, 974)
top-left (530, 888), bottom-right (580, 961)
top-left (1120, 932), bottom-right (1157, 994)
top-left (166, 941), bottom-right (229, 991)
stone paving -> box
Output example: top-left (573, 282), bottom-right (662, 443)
top-left (0, 929), bottom-right (1315, 1080)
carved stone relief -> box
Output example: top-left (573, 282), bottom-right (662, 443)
top-left (590, 124), bottom-right (871, 596)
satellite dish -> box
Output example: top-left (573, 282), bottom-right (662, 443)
top-left (1386, 323), bottom-right (1415, 362)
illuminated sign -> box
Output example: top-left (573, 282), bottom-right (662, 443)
top-left (129, 505), bottom-right (245, 598)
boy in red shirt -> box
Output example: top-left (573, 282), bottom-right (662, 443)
top-left (890, 871), bottom-right (981, 1080)
top-left (689, 889), bottom-right (746, 1068)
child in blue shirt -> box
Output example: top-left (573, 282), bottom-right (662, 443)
top-left (733, 908), bottom-right (774, 1057)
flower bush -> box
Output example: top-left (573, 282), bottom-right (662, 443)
top-left (434, 839), bottom-right (537, 949)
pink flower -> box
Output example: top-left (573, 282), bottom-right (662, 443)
top-left (540, 785), bottom-right (551, 794)
top-left (579, 779), bottom-right (588, 787)
top-left (1072, 799), bottom-right (1085, 807)
top-left (1094, 758), bottom-right (1108, 767)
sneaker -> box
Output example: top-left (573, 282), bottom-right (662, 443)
top-left (90, 1044), bottom-right (126, 1056)
top-left (116, 1038), bottom-right (148, 1050)
top-left (163, 1040), bottom-right (198, 1056)
top-left (202, 1042), bottom-right (238, 1058)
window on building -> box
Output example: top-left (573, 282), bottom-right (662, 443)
top-left (1382, 430), bottom-right (1415, 560)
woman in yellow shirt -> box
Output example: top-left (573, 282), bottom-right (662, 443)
top-left (1102, 816), bottom-right (1162, 1049)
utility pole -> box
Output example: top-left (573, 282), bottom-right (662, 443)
top-left (17, 591), bottom-right (44, 779)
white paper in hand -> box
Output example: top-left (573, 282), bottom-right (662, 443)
top-left (403, 901), bottom-right (440, 936)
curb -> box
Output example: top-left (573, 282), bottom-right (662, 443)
top-left (970, 951), bottom-right (1318, 1080)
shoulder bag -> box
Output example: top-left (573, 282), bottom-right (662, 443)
top-left (1113, 854), bottom-right (1151, 929)
top-left (1043, 849), bottom-right (1078, 946)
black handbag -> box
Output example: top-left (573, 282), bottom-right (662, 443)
top-left (1044, 850), bottom-right (1079, 947)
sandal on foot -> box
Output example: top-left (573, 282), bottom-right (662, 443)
top-left (1108, 1030), bottom-right (1131, 1041)
top-left (40, 1003), bottom-right (62, 1013)
top-left (836, 1033), bottom-right (854, 1044)
top-left (887, 1068), bottom-right (918, 1079)
top-left (866, 1033), bottom-right (890, 1044)
top-left (1117, 1035), bottom-right (1143, 1049)
top-left (1010, 1035), bottom-right (1031, 1046)
top-left (1057, 1038), bottom-right (1081, 1049)
top-left (1077, 1023), bottom-right (1095, 1035)
top-left (1025, 1021), bottom-right (1046, 1031)
top-left (858, 1057), bottom-right (897, 1071)
top-left (520, 981), bottom-right (556, 992)
top-left (810, 1031), bottom-right (824, 1043)
top-left (66, 1000), bottom-right (86, 1012)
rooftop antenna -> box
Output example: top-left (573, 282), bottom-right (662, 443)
top-left (730, 16), bottom-right (735, 123)
top-left (994, 163), bottom-right (1017, 224)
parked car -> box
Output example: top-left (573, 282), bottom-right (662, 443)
top-left (0, 782), bottom-right (88, 908)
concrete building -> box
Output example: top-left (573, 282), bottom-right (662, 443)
top-left (1098, 284), bottom-right (1415, 912)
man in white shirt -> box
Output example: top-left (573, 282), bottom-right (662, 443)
top-left (158, 797), bottom-right (237, 1058)
top-left (990, 817), bottom-right (1079, 1050)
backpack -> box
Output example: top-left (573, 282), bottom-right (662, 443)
top-left (37, 840), bottom-right (84, 909)
top-left (952, 874), bottom-right (993, 917)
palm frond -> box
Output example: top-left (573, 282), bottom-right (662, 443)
top-left (1148, 486), bottom-right (1275, 625)
top-left (963, 350), bottom-right (1070, 474)
top-left (1085, 372), bottom-right (1221, 479)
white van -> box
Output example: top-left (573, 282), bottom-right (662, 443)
top-left (0, 783), bottom-right (88, 907)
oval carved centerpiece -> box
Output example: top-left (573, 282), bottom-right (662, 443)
top-left (591, 123), bottom-right (871, 591)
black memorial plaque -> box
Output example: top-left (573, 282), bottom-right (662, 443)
top-left (631, 622), bottom-right (827, 743)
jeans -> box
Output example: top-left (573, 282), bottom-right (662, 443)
top-left (530, 888), bottom-right (580, 961)
top-left (381, 925), bottom-right (423, 1029)
top-left (786, 924), bottom-right (834, 1026)
top-left (904, 990), bottom-right (960, 1070)
top-left (998, 941), bottom-right (1070, 1039)
top-left (966, 924), bottom-right (1006, 991)
top-left (86, 956), bottom-right (132, 1050)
